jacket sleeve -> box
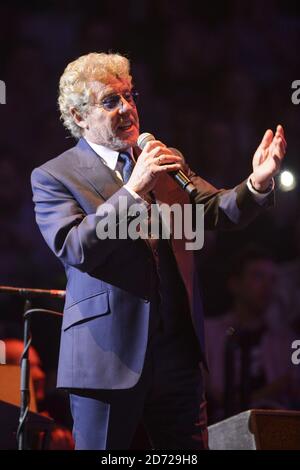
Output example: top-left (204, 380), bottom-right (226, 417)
top-left (188, 168), bottom-right (274, 230)
top-left (31, 167), bottom-right (146, 273)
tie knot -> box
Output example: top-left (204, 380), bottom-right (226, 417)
top-left (118, 152), bottom-right (134, 183)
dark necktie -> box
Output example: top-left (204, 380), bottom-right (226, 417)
top-left (118, 152), bottom-right (135, 183)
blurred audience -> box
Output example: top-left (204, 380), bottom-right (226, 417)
top-left (270, 219), bottom-right (300, 332)
top-left (205, 246), bottom-right (300, 423)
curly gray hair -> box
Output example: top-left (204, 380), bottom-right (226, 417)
top-left (58, 52), bottom-right (132, 139)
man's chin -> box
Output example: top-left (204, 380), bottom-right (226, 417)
top-left (116, 133), bottom-right (139, 149)
top-left (109, 135), bottom-right (137, 151)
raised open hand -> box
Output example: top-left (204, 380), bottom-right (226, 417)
top-left (250, 125), bottom-right (287, 192)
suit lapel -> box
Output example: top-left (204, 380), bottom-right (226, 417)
top-left (74, 138), bottom-right (123, 201)
top-left (73, 139), bottom-right (154, 255)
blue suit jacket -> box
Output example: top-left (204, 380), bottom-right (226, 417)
top-left (31, 138), bottom-right (273, 390)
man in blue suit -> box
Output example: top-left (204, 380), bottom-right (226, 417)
top-left (31, 52), bottom-right (286, 449)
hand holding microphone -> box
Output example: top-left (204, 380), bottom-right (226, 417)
top-left (138, 133), bottom-right (197, 197)
top-left (125, 132), bottom-right (197, 198)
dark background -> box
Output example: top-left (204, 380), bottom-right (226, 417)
top-left (0, 0), bottom-right (299, 380)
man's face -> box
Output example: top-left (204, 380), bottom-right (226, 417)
top-left (79, 77), bottom-right (140, 150)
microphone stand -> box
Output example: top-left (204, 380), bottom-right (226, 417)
top-left (224, 327), bottom-right (252, 418)
top-left (18, 299), bottom-right (31, 451)
top-left (0, 285), bottom-right (65, 450)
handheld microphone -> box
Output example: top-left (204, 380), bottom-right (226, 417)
top-left (137, 133), bottom-right (197, 198)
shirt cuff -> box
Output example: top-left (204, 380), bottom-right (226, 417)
top-left (123, 184), bottom-right (150, 208)
top-left (247, 177), bottom-right (275, 200)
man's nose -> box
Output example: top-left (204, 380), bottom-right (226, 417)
top-left (118, 95), bottom-right (133, 113)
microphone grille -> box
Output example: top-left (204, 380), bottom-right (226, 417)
top-left (137, 132), bottom-right (155, 149)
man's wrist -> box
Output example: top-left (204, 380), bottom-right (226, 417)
top-left (249, 175), bottom-right (274, 194)
top-left (123, 184), bottom-right (150, 207)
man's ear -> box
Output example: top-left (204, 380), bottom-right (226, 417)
top-left (70, 107), bottom-right (87, 129)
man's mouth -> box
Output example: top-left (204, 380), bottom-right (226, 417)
top-left (118, 121), bottom-right (133, 131)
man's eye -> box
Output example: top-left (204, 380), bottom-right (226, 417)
top-left (102, 96), bottom-right (119, 109)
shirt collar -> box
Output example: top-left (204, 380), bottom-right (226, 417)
top-left (85, 138), bottom-right (133, 171)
